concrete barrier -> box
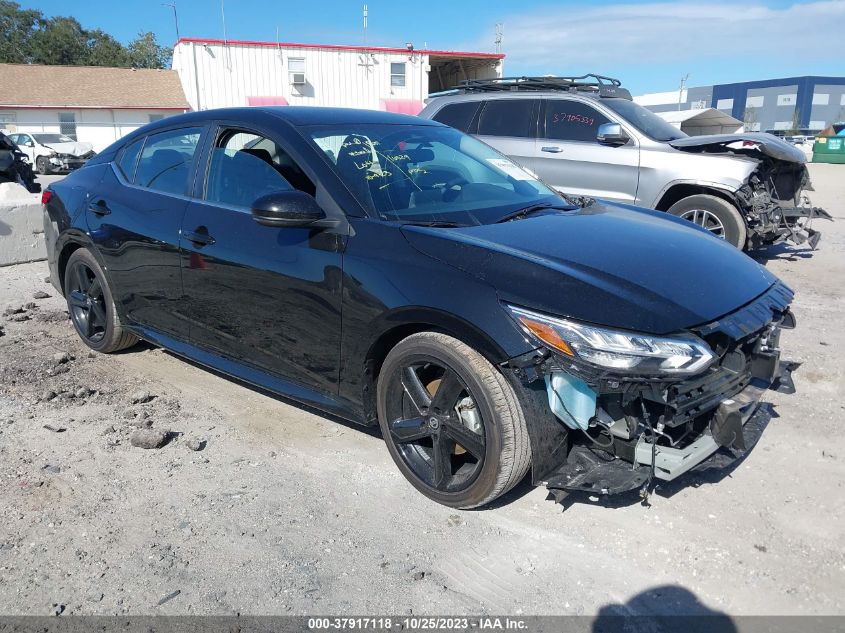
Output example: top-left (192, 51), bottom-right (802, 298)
top-left (0, 183), bottom-right (46, 267)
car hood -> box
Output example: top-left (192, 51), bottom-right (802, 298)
top-left (42, 141), bottom-right (94, 157)
top-left (669, 132), bottom-right (805, 164)
top-left (402, 202), bottom-right (778, 335)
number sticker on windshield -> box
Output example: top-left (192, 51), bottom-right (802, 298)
top-left (485, 158), bottom-right (533, 181)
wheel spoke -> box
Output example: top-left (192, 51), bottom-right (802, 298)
top-left (430, 369), bottom-right (464, 413)
top-left (90, 300), bottom-right (107, 328)
top-left (432, 433), bottom-right (453, 488)
top-left (401, 366), bottom-right (432, 414)
top-left (74, 264), bottom-right (90, 292)
top-left (443, 419), bottom-right (485, 459)
top-left (68, 290), bottom-right (88, 308)
top-left (389, 416), bottom-right (432, 444)
top-left (87, 277), bottom-right (102, 300)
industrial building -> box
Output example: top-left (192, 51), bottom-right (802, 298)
top-left (0, 64), bottom-right (190, 151)
top-left (635, 76), bottom-right (845, 135)
top-left (171, 37), bottom-right (504, 114)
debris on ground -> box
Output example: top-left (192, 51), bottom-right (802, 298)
top-left (130, 390), bottom-right (155, 405)
top-left (129, 428), bottom-right (169, 449)
top-left (186, 438), bottom-right (206, 452)
top-left (33, 291), bottom-right (51, 299)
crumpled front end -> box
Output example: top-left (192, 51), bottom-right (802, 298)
top-left (509, 282), bottom-right (797, 502)
top-left (735, 157), bottom-right (831, 249)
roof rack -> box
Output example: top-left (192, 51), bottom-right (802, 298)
top-left (448, 74), bottom-right (632, 100)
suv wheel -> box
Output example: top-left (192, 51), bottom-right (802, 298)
top-left (668, 194), bottom-right (747, 249)
top-left (35, 156), bottom-right (50, 175)
top-left (377, 332), bottom-right (530, 509)
top-left (64, 249), bottom-right (138, 353)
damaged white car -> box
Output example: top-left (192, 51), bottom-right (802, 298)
top-left (8, 132), bottom-right (95, 175)
top-left (420, 75), bottom-right (831, 250)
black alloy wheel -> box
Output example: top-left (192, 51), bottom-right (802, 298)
top-left (386, 359), bottom-right (486, 493)
top-left (67, 260), bottom-right (108, 344)
top-left (63, 248), bottom-right (138, 353)
top-left (377, 332), bottom-right (530, 509)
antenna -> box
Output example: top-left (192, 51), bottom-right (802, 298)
top-left (678, 73), bottom-right (689, 110)
top-left (495, 22), bottom-right (503, 54)
top-left (221, 0), bottom-right (230, 69)
top-left (162, 2), bottom-right (179, 40)
top-left (362, 4), bottom-right (368, 46)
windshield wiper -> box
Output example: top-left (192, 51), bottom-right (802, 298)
top-left (400, 220), bottom-right (467, 228)
top-left (494, 203), bottom-right (576, 224)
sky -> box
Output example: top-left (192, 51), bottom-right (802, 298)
top-left (19, 0), bottom-right (845, 94)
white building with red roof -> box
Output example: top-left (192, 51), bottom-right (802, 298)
top-left (171, 37), bottom-right (504, 115)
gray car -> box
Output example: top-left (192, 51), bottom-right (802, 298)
top-left (419, 75), bottom-right (830, 250)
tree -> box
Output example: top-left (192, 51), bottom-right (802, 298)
top-left (86, 29), bottom-right (131, 67)
top-left (0, 1), bottom-right (170, 69)
top-left (743, 106), bottom-right (759, 132)
top-left (29, 16), bottom-right (89, 65)
top-left (0, 0), bottom-right (43, 63)
top-left (787, 107), bottom-right (803, 136)
top-left (127, 31), bottom-right (171, 69)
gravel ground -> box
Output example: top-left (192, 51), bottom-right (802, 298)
top-left (0, 164), bottom-right (843, 618)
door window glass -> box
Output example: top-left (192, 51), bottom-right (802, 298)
top-left (135, 127), bottom-right (202, 195)
top-left (58, 112), bottom-right (77, 140)
top-left (117, 137), bottom-right (144, 182)
top-left (432, 102), bottom-right (481, 133)
top-left (204, 129), bottom-right (316, 208)
top-left (477, 99), bottom-right (537, 138)
top-left (543, 100), bottom-right (610, 142)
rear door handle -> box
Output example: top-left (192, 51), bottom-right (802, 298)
top-left (541, 146), bottom-right (564, 153)
top-left (88, 200), bottom-right (111, 216)
top-left (183, 229), bottom-right (216, 247)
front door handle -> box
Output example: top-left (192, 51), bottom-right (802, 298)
top-left (88, 199), bottom-right (111, 216)
top-left (541, 146), bottom-right (564, 153)
top-left (183, 228), bottom-right (216, 247)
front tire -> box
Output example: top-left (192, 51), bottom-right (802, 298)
top-left (377, 332), bottom-right (530, 509)
top-left (35, 156), bottom-right (50, 175)
top-left (64, 249), bottom-right (138, 353)
top-left (668, 194), bottom-right (747, 249)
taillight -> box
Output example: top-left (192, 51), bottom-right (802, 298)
top-left (41, 190), bottom-right (52, 205)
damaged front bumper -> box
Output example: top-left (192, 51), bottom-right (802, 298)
top-left (528, 282), bottom-right (798, 501)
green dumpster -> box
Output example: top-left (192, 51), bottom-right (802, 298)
top-left (813, 123), bottom-right (845, 164)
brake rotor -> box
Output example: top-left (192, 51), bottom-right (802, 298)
top-left (425, 377), bottom-right (466, 455)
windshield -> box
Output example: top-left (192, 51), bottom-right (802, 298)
top-left (305, 124), bottom-right (560, 225)
top-left (33, 134), bottom-right (75, 144)
top-left (602, 99), bottom-right (688, 142)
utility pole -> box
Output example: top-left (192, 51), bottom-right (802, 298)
top-left (362, 4), bottom-right (368, 46)
top-left (678, 73), bottom-right (689, 110)
top-left (495, 23), bottom-right (503, 55)
top-left (163, 2), bottom-right (179, 40)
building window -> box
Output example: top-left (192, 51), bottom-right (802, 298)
top-left (716, 98), bottom-right (733, 110)
top-left (812, 93), bottom-right (830, 106)
top-left (288, 58), bottom-right (306, 86)
top-left (777, 94), bottom-right (797, 106)
top-left (746, 95), bottom-right (764, 108)
top-left (58, 112), bottom-right (77, 140)
top-left (149, 114), bottom-right (165, 123)
top-left (390, 62), bottom-right (406, 87)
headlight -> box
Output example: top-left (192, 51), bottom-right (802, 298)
top-left (506, 305), bottom-right (715, 376)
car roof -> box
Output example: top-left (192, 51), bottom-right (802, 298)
top-left (427, 91), bottom-right (617, 104)
top-left (139, 106), bottom-right (441, 131)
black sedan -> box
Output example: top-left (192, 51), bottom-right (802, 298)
top-left (43, 107), bottom-right (796, 508)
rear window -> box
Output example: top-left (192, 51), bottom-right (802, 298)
top-left (431, 101), bottom-right (481, 133)
top-left (543, 100), bottom-right (610, 142)
top-left (477, 99), bottom-right (538, 138)
top-left (134, 127), bottom-right (202, 195)
top-left (117, 138), bottom-right (144, 181)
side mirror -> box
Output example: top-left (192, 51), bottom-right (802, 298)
top-left (251, 190), bottom-right (338, 228)
top-left (27, 141), bottom-right (35, 147)
top-left (597, 123), bottom-right (630, 146)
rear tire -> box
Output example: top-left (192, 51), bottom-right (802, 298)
top-left (377, 332), bottom-right (530, 509)
top-left (64, 248), bottom-right (138, 354)
top-left (668, 194), bottom-right (747, 249)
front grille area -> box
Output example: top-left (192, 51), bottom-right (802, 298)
top-left (668, 355), bottom-right (751, 426)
